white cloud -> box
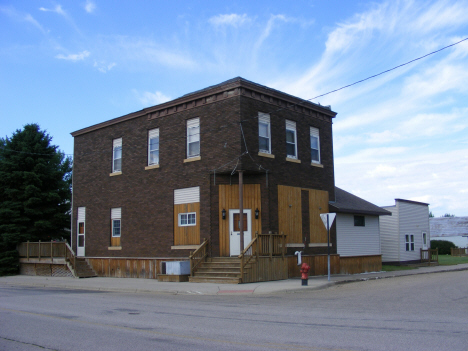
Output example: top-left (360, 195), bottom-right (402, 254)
top-left (133, 90), bottom-right (171, 106)
top-left (0, 6), bottom-right (47, 34)
top-left (55, 50), bottom-right (90, 61)
top-left (84, 0), bottom-right (96, 14)
top-left (39, 5), bottom-right (66, 17)
top-left (209, 14), bottom-right (250, 27)
top-left (93, 61), bottom-right (116, 73)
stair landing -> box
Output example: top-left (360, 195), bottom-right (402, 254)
top-left (189, 257), bottom-right (242, 284)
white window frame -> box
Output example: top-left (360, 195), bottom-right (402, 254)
top-left (112, 138), bottom-right (122, 173)
top-left (148, 128), bottom-right (159, 166)
top-left (111, 208), bottom-right (121, 238)
top-left (405, 234), bottom-right (414, 251)
top-left (178, 212), bottom-right (196, 227)
top-left (258, 112), bottom-right (271, 154)
top-left (187, 118), bottom-right (200, 158)
top-left (310, 127), bottom-right (321, 164)
top-left (285, 120), bottom-right (297, 159)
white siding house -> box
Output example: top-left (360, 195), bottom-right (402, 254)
top-left (380, 199), bottom-right (430, 264)
top-left (329, 187), bottom-right (391, 273)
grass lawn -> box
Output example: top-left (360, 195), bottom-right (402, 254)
top-left (381, 265), bottom-right (418, 272)
top-left (437, 255), bottom-right (468, 265)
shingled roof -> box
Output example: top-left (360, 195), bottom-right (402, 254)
top-left (329, 187), bottom-right (392, 216)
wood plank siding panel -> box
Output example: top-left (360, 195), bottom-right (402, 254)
top-left (339, 255), bottom-right (382, 274)
top-left (308, 189), bottom-right (329, 243)
top-left (173, 203), bottom-right (200, 245)
top-left (243, 257), bottom-right (288, 283)
top-left (287, 255), bottom-right (340, 277)
top-left (218, 184), bottom-right (262, 257)
top-left (379, 205), bottom-right (400, 262)
top-left (278, 185), bottom-right (302, 243)
top-left (336, 214), bottom-right (381, 257)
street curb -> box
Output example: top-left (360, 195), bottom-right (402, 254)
top-left (333, 266), bottom-right (468, 285)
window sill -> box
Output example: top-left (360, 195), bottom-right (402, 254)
top-left (108, 246), bottom-right (122, 250)
top-left (286, 157), bottom-right (301, 164)
top-left (184, 156), bottom-right (201, 163)
top-left (145, 164), bottom-right (160, 170)
top-left (308, 243), bottom-right (332, 247)
top-left (110, 171), bottom-right (122, 177)
top-left (171, 245), bottom-right (200, 250)
top-left (286, 243), bottom-right (305, 248)
top-left (311, 162), bottom-right (324, 168)
top-left (258, 152), bottom-right (275, 159)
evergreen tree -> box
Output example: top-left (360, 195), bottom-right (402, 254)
top-left (0, 124), bottom-right (72, 275)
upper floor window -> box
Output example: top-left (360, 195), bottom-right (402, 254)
top-left (187, 118), bottom-right (200, 158)
top-left (310, 127), bottom-right (321, 164)
top-left (258, 112), bottom-right (271, 154)
top-left (179, 212), bottom-right (196, 226)
top-left (112, 138), bottom-right (122, 172)
top-left (285, 120), bottom-right (297, 159)
top-left (148, 128), bottom-right (159, 166)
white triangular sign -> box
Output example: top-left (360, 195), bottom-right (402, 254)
top-left (320, 213), bottom-right (336, 230)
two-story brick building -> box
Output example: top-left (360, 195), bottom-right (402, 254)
top-left (71, 77), bottom-right (341, 282)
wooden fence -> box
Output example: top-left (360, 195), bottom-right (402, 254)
top-left (451, 247), bottom-right (468, 256)
top-left (421, 248), bottom-right (438, 265)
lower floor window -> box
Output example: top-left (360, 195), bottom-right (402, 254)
top-left (179, 212), bottom-right (196, 226)
top-left (112, 219), bottom-right (121, 237)
top-left (405, 234), bottom-right (414, 251)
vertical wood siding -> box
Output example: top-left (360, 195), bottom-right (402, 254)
top-left (218, 184), bottom-right (262, 256)
top-left (242, 257), bottom-right (288, 283)
top-left (336, 214), bottom-right (381, 257)
top-left (278, 186), bottom-right (329, 244)
top-left (173, 202), bottom-right (200, 245)
top-left (287, 254), bottom-right (340, 277)
top-left (339, 255), bottom-right (382, 274)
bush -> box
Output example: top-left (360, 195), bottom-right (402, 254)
top-left (431, 240), bottom-right (457, 255)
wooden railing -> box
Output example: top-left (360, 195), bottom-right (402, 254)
top-left (421, 248), bottom-right (438, 265)
top-left (189, 238), bottom-right (209, 276)
top-left (451, 247), bottom-right (468, 256)
top-left (65, 242), bottom-right (77, 274)
top-left (17, 241), bottom-right (67, 261)
top-left (257, 232), bottom-right (287, 258)
top-left (238, 236), bottom-right (258, 282)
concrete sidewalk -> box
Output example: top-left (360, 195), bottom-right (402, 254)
top-left (1, 263), bottom-right (467, 296)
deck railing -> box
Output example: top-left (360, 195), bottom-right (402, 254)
top-left (451, 247), bottom-right (468, 256)
top-left (17, 241), bottom-right (67, 261)
top-left (421, 248), bottom-right (438, 265)
top-left (257, 232), bottom-right (287, 258)
top-left (238, 235), bottom-right (258, 282)
top-left (189, 238), bottom-right (209, 276)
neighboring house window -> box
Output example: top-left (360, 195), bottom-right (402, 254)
top-left (258, 112), bottom-right (271, 154)
top-left (310, 127), bottom-right (321, 164)
top-left (354, 215), bottom-right (365, 226)
top-left (179, 212), bottom-right (196, 226)
top-left (111, 208), bottom-right (121, 237)
top-left (112, 138), bottom-right (122, 172)
top-left (187, 118), bottom-right (200, 158)
top-left (422, 232), bottom-right (427, 247)
top-left (405, 234), bottom-right (414, 251)
top-left (148, 128), bottom-right (159, 166)
top-left (285, 120), bottom-right (297, 159)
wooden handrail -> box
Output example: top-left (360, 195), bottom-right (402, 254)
top-left (189, 238), bottom-right (209, 276)
top-left (65, 242), bottom-right (77, 273)
top-left (238, 235), bottom-right (258, 283)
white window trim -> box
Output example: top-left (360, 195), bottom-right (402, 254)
top-left (178, 212), bottom-right (197, 227)
top-left (112, 219), bottom-right (121, 237)
top-left (148, 128), bottom-right (159, 166)
top-left (112, 138), bottom-right (122, 173)
top-left (310, 127), bottom-right (321, 164)
top-left (405, 234), bottom-right (415, 251)
top-left (258, 112), bottom-right (271, 154)
top-left (285, 120), bottom-right (297, 159)
top-left (187, 118), bottom-right (200, 159)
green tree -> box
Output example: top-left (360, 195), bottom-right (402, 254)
top-left (442, 213), bottom-right (455, 217)
top-left (0, 124), bottom-right (72, 275)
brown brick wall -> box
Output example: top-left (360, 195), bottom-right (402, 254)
top-left (72, 91), bottom-right (337, 258)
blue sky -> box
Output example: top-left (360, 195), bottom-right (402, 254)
top-left (1, 0), bottom-right (467, 216)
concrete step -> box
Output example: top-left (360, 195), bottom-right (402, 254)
top-left (196, 267), bottom-right (241, 273)
top-left (193, 271), bottom-right (241, 278)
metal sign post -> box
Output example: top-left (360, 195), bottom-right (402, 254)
top-left (320, 213), bottom-right (336, 281)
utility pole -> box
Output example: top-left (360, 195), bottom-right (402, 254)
top-left (239, 170), bottom-right (244, 253)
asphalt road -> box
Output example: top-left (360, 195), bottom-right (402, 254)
top-left (1, 271), bottom-right (467, 351)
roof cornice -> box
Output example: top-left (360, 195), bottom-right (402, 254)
top-left (71, 77), bottom-right (337, 137)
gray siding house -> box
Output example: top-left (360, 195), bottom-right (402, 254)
top-left (380, 199), bottom-right (430, 264)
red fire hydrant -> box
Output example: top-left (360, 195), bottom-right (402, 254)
top-left (300, 262), bottom-right (310, 286)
